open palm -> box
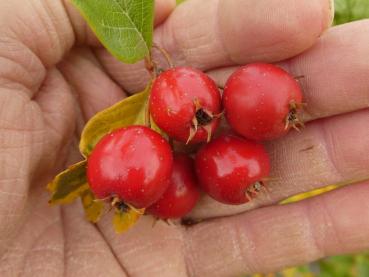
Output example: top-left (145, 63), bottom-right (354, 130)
top-left (1, 0), bottom-right (369, 276)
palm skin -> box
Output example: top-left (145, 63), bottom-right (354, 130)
top-left (1, 0), bottom-right (369, 276)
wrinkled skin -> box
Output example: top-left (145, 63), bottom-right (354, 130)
top-left (1, 0), bottom-right (369, 276)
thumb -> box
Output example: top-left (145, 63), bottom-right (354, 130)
top-left (0, 0), bottom-right (176, 69)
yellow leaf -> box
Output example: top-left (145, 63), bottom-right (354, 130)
top-left (150, 115), bottom-right (169, 140)
top-left (48, 160), bottom-right (89, 205)
top-left (280, 185), bottom-right (337, 204)
top-left (280, 267), bottom-right (314, 277)
top-left (113, 207), bottom-right (144, 234)
top-left (80, 85), bottom-right (151, 157)
top-left (80, 189), bottom-right (105, 223)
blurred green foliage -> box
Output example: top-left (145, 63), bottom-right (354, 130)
top-left (318, 254), bottom-right (369, 277)
top-left (334, 0), bottom-right (369, 25)
top-left (245, 254), bottom-right (369, 276)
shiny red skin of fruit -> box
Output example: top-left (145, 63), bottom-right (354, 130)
top-left (223, 63), bottom-right (303, 141)
top-left (147, 155), bottom-right (200, 219)
top-left (149, 67), bottom-right (222, 143)
top-left (87, 126), bottom-right (173, 209)
top-left (195, 134), bottom-right (270, 205)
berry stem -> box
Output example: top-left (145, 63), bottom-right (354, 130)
top-left (145, 55), bottom-right (157, 79)
top-left (153, 43), bottom-right (174, 69)
top-left (294, 75), bottom-right (305, 81)
top-left (181, 218), bottom-right (203, 226)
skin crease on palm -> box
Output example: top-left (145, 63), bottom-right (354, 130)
top-left (1, 0), bottom-right (369, 275)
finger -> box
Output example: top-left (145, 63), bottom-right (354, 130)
top-left (62, 200), bottom-right (129, 276)
top-left (97, 216), bottom-right (188, 277)
top-left (0, 68), bottom-right (77, 254)
top-left (154, 0), bottom-right (176, 25)
top-left (58, 48), bottom-right (126, 122)
top-left (194, 20), bottom-right (369, 219)
top-left (282, 19), bottom-right (369, 121)
top-left (96, 0), bottom-right (334, 93)
top-left (189, 108), bottom-right (369, 219)
top-left (208, 20), bottom-right (369, 122)
top-left (0, 189), bottom-right (65, 275)
top-left (185, 181), bottom-right (369, 276)
top-left (33, 68), bottom-right (77, 170)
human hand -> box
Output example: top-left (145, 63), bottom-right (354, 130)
top-left (0, 0), bottom-right (175, 275)
top-left (1, 0), bottom-right (369, 276)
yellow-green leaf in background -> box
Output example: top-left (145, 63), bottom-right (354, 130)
top-left (71, 0), bottom-right (154, 63)
top-left (48, 160), bottom-right (89, 205)
top-left (280, 175), bottom-right (369, 205)
top-left (80, 189), bottom-right (105, 223)
top-left (334, 0), bottom-right (369, 25)
top-left (113, 207), bottom-right (144, 234)
top-left (280, 185), bottom-right (337, 204)
top-left (80, 85), bottom-right (151, 157)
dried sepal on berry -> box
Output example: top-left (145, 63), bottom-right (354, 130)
top-left (285, 100), bottom-right (306, 131)
top-left (245, 181), bottom-right (269, 201)
top-left (186, 99), bottom-right (222, 144)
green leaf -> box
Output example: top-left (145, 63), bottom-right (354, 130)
top-left (80, 85), bottom-right (151, 157)
top-left (113, 207), bottom-right (143, 233)
top-left (48, 160), bottom-right (89, 205)
top-left (80, 189), bottom-right (105, 223)
top-left (71, 0), bottom-right (154, 63)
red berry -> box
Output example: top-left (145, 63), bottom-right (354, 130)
top-left (87, 126), bottom-right (173, 209)
top-left (195, 134), bottom-right (270, 205)
top-left (149, 67), bottom-right (222, 144)
top-left (223, 63), bottom-right (304, 141)
top-left (147, 155), bottom-right (200, 219)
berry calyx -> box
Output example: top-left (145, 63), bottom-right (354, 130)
top-left (147, 154), bottom-right (200, 219)
top-left (111, 197), bottom-right (145, 215)
top-left (195, 134), bottom-right (270, 205)
top-left (149, 67), bottom-right (222, 144)
top-left (285, 100), bottom-right (305, 130)
top-left (223, 63), bottom-right (304, 141)
top-left (87, 126), bottom-right (173, 209)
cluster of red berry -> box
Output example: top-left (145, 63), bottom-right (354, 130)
top-left (86, 63), bottom-right (304, 220)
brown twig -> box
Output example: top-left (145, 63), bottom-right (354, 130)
top-left (144, 54), bottom-right (158, 79)
top-left (152, 43), bottom-right (174, 68)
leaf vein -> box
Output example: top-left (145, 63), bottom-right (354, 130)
top-left (110, 0), bottom-right (149, 53)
